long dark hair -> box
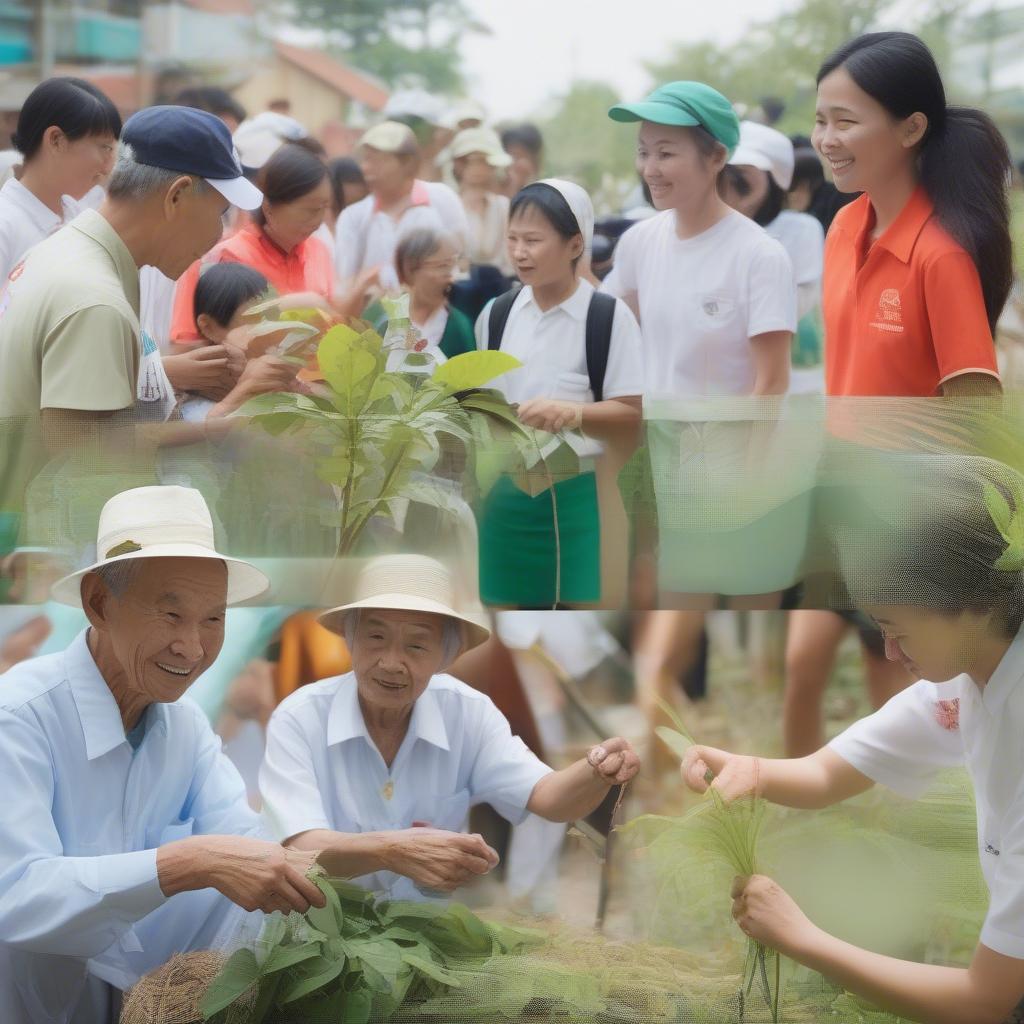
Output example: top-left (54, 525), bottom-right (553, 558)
top-left (12, 77), bottom-right (122, 161)
top-left (817, 32), bottom-right (1013, 331)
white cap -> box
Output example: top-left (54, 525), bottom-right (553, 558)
top-left (233, 111), bottom-right (309, 170)
top-left (384, 89), bottom-right (446, 126)
top-left (442, 99), bottom-right (486, 130)
top-left (729, 120), bottom-right (795, 190)
top-left (448, 126), bottom-right (511, 167)
top-left (359, 120), bottom-right (418, 154)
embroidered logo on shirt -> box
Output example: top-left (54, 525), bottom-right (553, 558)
top-left (984, 843), bottom-right (1001, 857)
top-left (934, 698), bottom-right (960, 731)
top-left (870, 288), bottom-right (905, 333)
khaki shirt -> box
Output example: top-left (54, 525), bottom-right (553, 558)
top-left (0, 208), bottom-right (140, 418)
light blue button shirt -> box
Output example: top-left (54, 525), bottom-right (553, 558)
top-left (260, 671), bottom-right (553, 902)
top-left (0, 629), bottom-right (263, 1024)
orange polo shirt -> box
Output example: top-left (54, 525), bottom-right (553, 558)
top-left (170, 222), bottom-right (333, 341)
top-left (823, 186), bottom-right (998, 397)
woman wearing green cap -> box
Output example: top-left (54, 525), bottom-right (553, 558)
top-left (680, 455), bottom-right (1024, 1024)
top-left (603, 82), bottom-right (800, 604)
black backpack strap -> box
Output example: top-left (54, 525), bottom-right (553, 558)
top-left (486, 289), bottom-right (520, 350)
top-left (584, 291), bottom-right (616, 403)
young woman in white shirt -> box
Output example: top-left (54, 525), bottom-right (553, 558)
top-left (474, 179), bottom-right (643, 609)
top-left (0, 77), bottom-right (120, 281)
top-left (682, 455), bottom-right (1024, 1024)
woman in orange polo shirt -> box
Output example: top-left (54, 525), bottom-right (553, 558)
top-left (170, 142), bottom-right (334, 341)
top-left (814, 31), bottom-right (1012, 399)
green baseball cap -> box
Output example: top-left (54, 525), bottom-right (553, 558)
top-left (608, 81), bottom-right (741, 156)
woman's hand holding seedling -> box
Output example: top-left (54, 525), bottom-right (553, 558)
top-left (517, 398), bottom-right (584, 433)
top-left (682, 745), bottom-right (762, 802)
top-left (731, 874), bottom-right (818, 959)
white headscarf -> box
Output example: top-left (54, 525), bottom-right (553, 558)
top-left (537, 177), bottom-right (594, 258)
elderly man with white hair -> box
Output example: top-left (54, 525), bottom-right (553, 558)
top-left (0, 485), bottom-right (326, 1024)
top-left (260, 554), bottom-right (641, 900)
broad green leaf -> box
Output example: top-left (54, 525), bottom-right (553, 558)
top-left (261, 939), bottom-right (323, 974)
top-left (199, 948), bottom-right (260, 1018)
top-left (278, 953), bottom-right (346, 1004)
top-left (253, 914), bottom-right (288, 968)
top-left (401, 951), bottom-right (463, 987)
top-left (655, 725), bottom-right (693, 760)
top-left (305, 874), bottom-right (343, 937)
top-left (431, 350), bottom-right (522, 395)
top-left (340, 986), bottom-right (373, 1024)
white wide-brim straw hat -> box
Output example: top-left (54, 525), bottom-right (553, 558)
top-left (50, 485), bottom-right (270, 608)
top-left (318, 553), bottom-right (490, 656)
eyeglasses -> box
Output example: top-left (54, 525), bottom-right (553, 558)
top-left (421, 258), bottom-right (459, 273)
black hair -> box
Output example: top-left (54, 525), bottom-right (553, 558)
top-left (837, 456), bottom-right (1024, 637)
top-left (193, 262), bottom-right (268, 329)
top-left (722, 164), bottom-right (785, 226)
top-left (12, 77), bottom-right (121, 161)
top-left (818, 32), bottom-right (1013, 332)
top-left (327, 156), bottom-right (366, 216)
top-left (172, 86), bottom-right (246, 125)
top-left (509, 182), bottom-right (583, 267)
top-left (253, 143), bottom-right (328, 226)
top-left (500, 123), bottom-right (543, 158)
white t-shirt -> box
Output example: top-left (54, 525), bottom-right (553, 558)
top-left (0, 178), bottom-right (83, 282)
top-left (334, 180), bottom-right (469, 291)
top-left (829, 629), bottom-right (1024, 959)
top-left (766, 209), bottom-right (824, 291)
top-left (475, 279), bottom-right (644, 458)
top-left (139, 267), bottom-right (178, 354)
top-left (601, 208), bottom-right (796, 400)
top-left (259, 671), bottom-right (552, 902)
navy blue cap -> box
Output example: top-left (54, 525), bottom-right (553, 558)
top-left (121, 105), bottom-right (263, 210)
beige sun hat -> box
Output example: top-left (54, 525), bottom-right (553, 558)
top-left (50, 485), bottom-right (270, 608)
top-left (448, 126), bottom-right (512, 168)
top-left (318, 553), bottom-right (490, 655)
top-left (358, 120), bottom-right (418, 155)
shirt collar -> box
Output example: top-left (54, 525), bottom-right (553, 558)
top-left (521, 277), bottom-right (592, 321)
top-left (978, 624), bottom-right (1024, 716)
top-left (372, 179), bottom-right (432, 214)
top-left (70, 208), bottom-right (141, 314)
top-left (64, 629), bottom-right (131, 761)
top-left (857, 185), bottom-right (934, 265)
top-left (1, 177), bottom-right (67, 234)
top-left (326, 672), bottom-right (450, 752)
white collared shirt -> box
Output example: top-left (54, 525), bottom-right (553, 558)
top-left (260, 671), bottom-right (553, 901)
top-left (829, 625), bottom-right (1024, 958)
top-left (334, 179), bottom-right (469, 291)
top-left (0, 629), bottom-right (262, 1023)
top-left (0, 177), bottom-right (83, 282)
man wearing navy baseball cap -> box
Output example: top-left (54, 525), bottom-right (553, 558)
top-left (0, 105), bottom-right (264, 452)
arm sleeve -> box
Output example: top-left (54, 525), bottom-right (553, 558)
top-left (600, 298), bottom-right (645, 399)
top-left (334, 205), bottom-right (361, 282)
top-left (599, 224), bottom-right (639, 299)
top-left (0, 710), bottom-right (167, 957)
top-left (467, 697), bottom-right (553, 825)
top-left (168, 258), bottom-right (203, 343)
top-left (746, 240), bottom-right (797, 338)
top-left (40, 305), bottom-right (136, 412)
top-left (259, 706), bottom-right (333, 842)
top-left (474, 300), bottom-right (494, 350)
top-left (827, 681), bottom-right (964, 800)
top-left (924, 250), bottom-right (999, 386)
top-left (981, 795), bottom-right (1024, 958)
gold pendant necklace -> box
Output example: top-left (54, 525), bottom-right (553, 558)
top-left (382, 780), bottom-right (394, 801)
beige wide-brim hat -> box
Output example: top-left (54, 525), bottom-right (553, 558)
top-left (51, 485), bottom-right (270, 608)
top-left (449, 126), bottom-right (512, 168)
top-left (318, 553), bottom-right (490, 656)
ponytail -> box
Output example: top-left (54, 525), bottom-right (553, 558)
top-left (919, 106), bottom-right (1012, 332)
top-left (818, 32), bottom-right (1014, 331)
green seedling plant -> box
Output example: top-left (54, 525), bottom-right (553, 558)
top-left (624, 698), bottom-right (783, 1023)
top-left (200, 870), bottom-right (546, 1023)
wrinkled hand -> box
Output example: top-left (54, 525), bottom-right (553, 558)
top-left (731, 874), bottom-right (816, 956)
top-left (682, 745), bottom-right (761, 802)
top-left (587, 736), bottom-right (641, 785)
top-left (162, 835), bottom-right (327, 916)
top-left (517, 399), bottom-right (584, 434)
top-left (383, 828), bottom-right (499, 893)
top-left (165, 345), bottom-right (241, 401)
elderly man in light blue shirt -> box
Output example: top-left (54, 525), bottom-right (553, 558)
top-left (0, 485), bottom-right (325, 1024)
top-left (260, 554), bottom-right (641, 901)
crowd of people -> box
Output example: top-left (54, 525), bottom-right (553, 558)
top-left (0, 24), bottom-right (1022, 1024)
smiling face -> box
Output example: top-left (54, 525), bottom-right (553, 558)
top-left (635, 121), bottom-right (726, 213)
top-left (56, 130), bottom-right (117, 199)
top-left (84, 557), bottom-right (228, 704)
top-left (507, 202), bottom-right (581, 289)
top-left (350, 608), bottom-right (447, 715)
top-left (813, 66), bottom-right (926, 195)
top-left (867, 605), bottom-right (996, 683)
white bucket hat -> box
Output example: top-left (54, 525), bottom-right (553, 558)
top-left (50, 485), bottom-right (270, 608)
top-left (729, 120), bottom-right (795, 190)
top-left (449, 126), bottom-right (512, 168)
top-left (318, 554), bottom-right (490, 655)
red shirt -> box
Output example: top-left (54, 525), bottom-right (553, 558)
top-left (170, 222), bottom-right (333, 341)
top-left (823, 186), bottom-right (998, 397)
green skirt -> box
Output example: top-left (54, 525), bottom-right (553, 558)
top-left (477, 472), bottom-right (600, 607)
